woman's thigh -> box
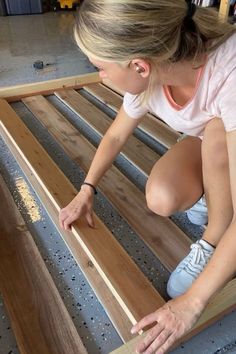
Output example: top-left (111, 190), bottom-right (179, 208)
top-left (146, 136), bottom-right (203, 216)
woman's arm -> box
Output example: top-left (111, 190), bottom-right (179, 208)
top-left (83, 105), bottom-right (143, 188)
top-left (132, 129), bottom-right (236, 354)
top-left (59, 105), bottom-right (143, 230)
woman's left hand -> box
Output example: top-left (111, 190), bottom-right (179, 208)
top-left (131, 293), bottom-right (205, 354)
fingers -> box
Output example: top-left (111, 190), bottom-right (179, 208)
top-left (59, 201), bottom-right (95, 231)
top-left (86, 212), bottom-right (95, 228)
top-left (135, 325), bottom-right (164, 354)
top-left (63, 213), bottom-right (77, 231)
top-left (131, 312), bottom-right (157, 334)
top-left (154, 332), bottom-right (177, 354)
top-left (59, 206), bottom-right (81, 231)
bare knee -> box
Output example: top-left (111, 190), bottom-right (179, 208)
top-left (203, 118), bottom-right (228, 170)
top-left (146, 182), bottom-right (179, 217)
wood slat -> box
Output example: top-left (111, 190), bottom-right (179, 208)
top-left (0, 98), bottom-right (165, 326)
top-left (22, 95), bottom-right (191, 271)
top-left (87, 82), bottom-right (180, 148)
top-left (0, 175), bottom-right (87, 354)
top-left (1, 130), bottom-right (133, 343)
top-left (55, 89), bottom-right (160, 177)
top-left (0, 72), bottom-right (100, 102)
top-left (110, 279), bottom-right (236, 353)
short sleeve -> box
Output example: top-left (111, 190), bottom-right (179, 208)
top-left (123, 92), bottom-right (148, 119)
top-left (218, 68), bottom-right (236, 132)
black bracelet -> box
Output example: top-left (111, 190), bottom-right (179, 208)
top-left (81, 182), bottom-right (98, 195)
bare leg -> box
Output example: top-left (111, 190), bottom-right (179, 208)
top-left (146, 136), bottom-right (203, 216)
top-left (202, 118), bottom-right (233, 247)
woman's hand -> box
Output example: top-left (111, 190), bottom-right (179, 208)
top-left (131, 293), bottom-right (205, 354)
top-left (59, 186), bottom-right (95, 231)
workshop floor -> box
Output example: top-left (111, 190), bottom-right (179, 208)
top-left (0, 11), bottom-right (236, 354)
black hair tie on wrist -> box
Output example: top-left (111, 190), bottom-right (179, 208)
top-left (81, 182), bottom-right (98, 195)
top-left (185, 0), bottom-right (196, 19)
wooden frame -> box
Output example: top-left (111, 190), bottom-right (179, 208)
top-left (1, 67), bottom-right (236, 353)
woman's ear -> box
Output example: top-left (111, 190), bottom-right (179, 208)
top-left (131, 59), bottom-right (150, 78)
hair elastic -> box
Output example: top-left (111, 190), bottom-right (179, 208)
top-left (81, 182), bottom-right (98, 195)
top-left (185, 0), bottom-right (196, 19)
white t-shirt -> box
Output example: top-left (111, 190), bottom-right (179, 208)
top-left (123, 33), bottom-right (236, 137)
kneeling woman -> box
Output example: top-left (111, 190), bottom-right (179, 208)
top-left (59, 1), bottom-right (236, 353)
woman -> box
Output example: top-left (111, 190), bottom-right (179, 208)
top-left (59, 1), bottom-right (236, 353)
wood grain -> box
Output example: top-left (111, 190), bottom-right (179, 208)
top-left (55, 89), bottom-right (160, 177)
top-left (90, 82), bottom-right (180, 148)
top-left (0, 175), bottom-right (87, 354)
top-left (0, 98), bottom-right (165, 326)
top-left (110, 279), bottom-right (236, 353)
top-left (22, 94), bottom-right (191, 271)
top-left (0, 72), bottom-right (100, 102)
top-left (2, 129), bottom-right (133, 343)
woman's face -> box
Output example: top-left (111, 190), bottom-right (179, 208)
top-left (89, 57), bottom-right (150, 95)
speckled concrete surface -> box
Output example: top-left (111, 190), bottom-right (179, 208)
top-left (0, 12), bottom-right (94, 86)
top-left (0, 10), bottom-right (236, 354)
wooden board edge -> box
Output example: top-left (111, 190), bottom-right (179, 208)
top-left (0, 72), bottom-right (101, 102)
top-left (109, 278), bottom-right (236, 353)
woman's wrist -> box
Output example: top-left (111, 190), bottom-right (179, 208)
top-left (80, 182), bottom-right (97, 196)
top-left (185, 286), bottom-right (211, 310)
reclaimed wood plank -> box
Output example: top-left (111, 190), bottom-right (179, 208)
top-left (0, 98), bottom-right (165, 326)
top-left (2, 129), bottom-right (133, 343)
top-left (55, 89), bottom-right (160, 177)
top-left (0, 175), bottom-right (87, 354)
top-left (22, 95), bottom-right (191, 271)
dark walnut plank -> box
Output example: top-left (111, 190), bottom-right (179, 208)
top-left (0, 175), bottom-right (87, 354)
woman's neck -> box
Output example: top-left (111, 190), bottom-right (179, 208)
top-left (158, 59), bottom-right (206, 88)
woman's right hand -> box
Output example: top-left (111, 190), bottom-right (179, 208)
top-left (59, 186), bottom-right (95, 231)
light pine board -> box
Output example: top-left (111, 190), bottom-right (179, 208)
top-left (55, 89), bottom-right (160, 177)
top-left (110, 279), bottom-right (236, 353)
top-left (0, 98), bottom-right (165, 327)
top-left (1, 128), bottom-right (133, 343)
top-left (86, 82), bottom-right (181, 148)
top-left (0, 175), bottom-right (87, 354)
top-left (22, 94), bottom-right (191, 271)
top-left (0, 72), bottom-right (100, 102)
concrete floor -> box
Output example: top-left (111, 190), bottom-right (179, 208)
top-left (0, 11), bottom-right (236, 354)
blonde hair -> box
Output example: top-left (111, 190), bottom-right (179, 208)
top-left (75, 0), bottom-right (235, 102)
top-left (75, 0), bottom-right (235, 64)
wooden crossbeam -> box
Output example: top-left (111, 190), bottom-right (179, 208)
top-left (0, 175), bottom-right (87, 354)
top-left (0, 98), bottom-right (165, 327)
top-left (22, 94), bottom-right (191, 271)
top-left (0, 72), bottom-right (100, 102)
top-left (84, 83), bottom-right (180, 149)
top-left (1, 129), bottom-right (133, 343)
top-left (55, 89), bottom-right (160, 177)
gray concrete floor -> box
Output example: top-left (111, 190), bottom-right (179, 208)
top-left (0, 11), bottom-right (236, 354)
